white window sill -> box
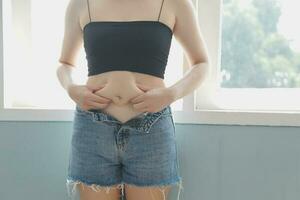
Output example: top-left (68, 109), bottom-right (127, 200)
top-left (0, 108), bottom-right (299, 127)
top-left (174, 110), bottom-right (300, 126)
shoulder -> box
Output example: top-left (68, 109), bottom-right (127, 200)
top-left (174, 0), bottom-right (194, 7)
top-left (65, 0), bottom-right (85, 16)
top-left (64, 0), bottom-right (87, 27)
top-left (174, 0), bottom-right (195, 16)
top-left (67, 0), bottom-right (85, 7)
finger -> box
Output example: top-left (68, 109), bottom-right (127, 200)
top-left (136, 84), bottom-right (150, 92)
top-left (131, 95), bottom-right (144, 103)
top-left (86, 84), bottom-right (105, 92)
top-left (86, 100), bottom-right (110, 109)
top-left (133, 101), bottom-right (147, 110)
top-left (88, 92), bottom-right (111, 103)
top-left (94, 93), bottom-right (112, 101)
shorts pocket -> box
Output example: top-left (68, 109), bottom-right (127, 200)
top-left (146, 114), bottom-right (175, 135)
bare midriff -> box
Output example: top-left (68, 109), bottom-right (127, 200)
top-left (85, 70), bottom-right (167, 123)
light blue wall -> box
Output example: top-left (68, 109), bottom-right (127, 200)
top-left (1, 121), bottom-right (300, 200)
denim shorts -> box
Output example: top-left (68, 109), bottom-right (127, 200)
top-left (66, 104), bottom-right (183, 200)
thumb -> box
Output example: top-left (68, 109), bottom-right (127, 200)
top-left (87, 85), bottom-right (106, 93)
top-left (136, 84), bottom-right (150, 92)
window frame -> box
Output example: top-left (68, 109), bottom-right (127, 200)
top-left (0, 0), bottom-right (300, 127)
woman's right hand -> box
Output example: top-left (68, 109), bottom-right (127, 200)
top-left (67, 84), bottom-right (112, 111)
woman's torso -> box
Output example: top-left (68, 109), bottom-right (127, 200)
top-left (80, 0), bottom-right (175, 123)
top-left (85, 71), bottom-right (167, 123)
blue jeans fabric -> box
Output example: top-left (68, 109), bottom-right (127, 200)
top-left (66, 104), bottom-right (183, 200)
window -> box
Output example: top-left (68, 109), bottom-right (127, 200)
top-left (221, 0), bottom-right (300, 89)
top-left (0, 0), bottom-right (183, 118)
top-left (189, 0), bottom-right (299, 126)
top-left (1, 0), bottom-right (299, 126)
top-left (207, 0), bottom-right (300, 112)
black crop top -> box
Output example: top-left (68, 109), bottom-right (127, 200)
top-left (83, 0), bottom-right (173, 79)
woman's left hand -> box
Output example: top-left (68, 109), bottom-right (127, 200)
top-left (130, 85), bottom-right (174, 113)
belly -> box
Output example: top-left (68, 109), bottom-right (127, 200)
top-left (85, 71), bottom-right (166, 123)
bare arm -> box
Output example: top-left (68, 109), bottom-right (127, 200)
top-left (168, 0), bottom-right (211, 102)
top-left (56, 0), bottom-right (83, 92)
top-left (56, 0), bottom-right (111, 110)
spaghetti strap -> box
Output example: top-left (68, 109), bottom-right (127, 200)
top-left (157, 0), bottom-right (165, 21)
top-left (87, 0), bottom-right (92, 22)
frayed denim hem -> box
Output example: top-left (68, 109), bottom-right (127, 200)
top-left (124, 178), bottom-right (184, 200)
top-left (66, 177), bottom-right (183, 200)
top-left (66, 178), bottom-right (124, 199)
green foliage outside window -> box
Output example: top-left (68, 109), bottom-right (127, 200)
top-left (221, 0), bottom-right (300, 88)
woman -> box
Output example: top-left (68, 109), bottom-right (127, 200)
top-left (56, 0), bottom-right (210, 199)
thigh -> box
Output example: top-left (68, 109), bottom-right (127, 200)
top-left (77, 182), bottom-right (121, 200)
top-left (125, 185), bottom-right (172, 200)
